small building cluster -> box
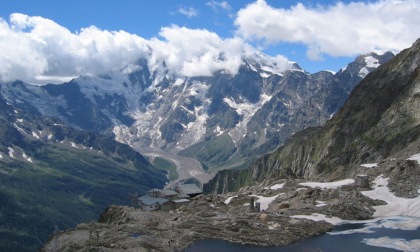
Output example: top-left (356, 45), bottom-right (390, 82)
top-left (137, 184), bottom-right (203, 211)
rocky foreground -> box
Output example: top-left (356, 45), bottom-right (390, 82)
top-left (42, 157), bottom-right (419, 252)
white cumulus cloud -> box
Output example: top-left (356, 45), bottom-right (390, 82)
top-left (0, 13), bottom-right (150, 84)
top-left (235, 0), bottom-right (420, 60)
top-left (149, 25), bottom-right (250, 77)
top-left (0, 13), bottom-right (290, 85)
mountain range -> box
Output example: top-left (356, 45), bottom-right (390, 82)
top-left (0, 51), bottom-right (394, 175)
top-left (205, 39), bottom-right (420, 194)
top-left (0, 41), bottom-right (400, 251)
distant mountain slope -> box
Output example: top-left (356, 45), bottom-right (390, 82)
top-left (0, 94), bottom-right (167, 251)
top-left (205, 39), bottom-right (419, 193)
top-left (0, 52), bottom-right (393, 172)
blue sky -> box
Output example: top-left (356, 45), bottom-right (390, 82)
top-left (0, 0), bottom-right (419, 84)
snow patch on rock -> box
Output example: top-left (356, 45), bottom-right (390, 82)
top-left (292, 213), bottom-right (344, 225)
top-left (408, 153), bottom-right (420, 164)
top-left (22, 152), bottom-right (33, 163)
top-left (361, 175), bottom-right (420, 217)
top-left (224, 196), bottom-right (238, 205)
top-left (299, 179), bottom-right (355, 189)
top-left (251, 193), bottom-right (282, 211)
top-left (361, 163), bottom-right (378, 168)
top-left (8, 147), bottom-right (15, 158)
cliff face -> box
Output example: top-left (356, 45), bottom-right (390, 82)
top-left (205, 39), bottom-right (420, 194)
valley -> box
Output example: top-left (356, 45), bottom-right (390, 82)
top-left (136, 146), bottom-right (213, 188)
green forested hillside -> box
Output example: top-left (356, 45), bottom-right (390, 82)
top-left (0, 95), bottom-right (167, 251)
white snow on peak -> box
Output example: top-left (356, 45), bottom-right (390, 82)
top-left (174, 78), bottom-right (184, 86)
top-left (77, 73), bottom-right (143, 111)
top-left (223, 93), bottom-right (272, 144)
top-left (176, 91), bottom-right (211, 149)
top-left (260, 66), bottom-right (280, 75)
top-left (299, 179), bottom-right (355, 189)
top-left (358, 67), bottom-right (370, 78)
top-left (245, 51), bottom-right (292, 76)
top-left (260, 72), bottom-right (270, 78)
top-left (0, 152), bottom-right (3, 159)
top-left (113, 78), bottom-right (213, 150)
top-left (364, 55), bottom-right (380, 68)
top-left (323, 70), bottom-right (336, 75)
top-left (17, 118), bottom-right (23, 123)
top-left (361, 163), bottom-right (378, 168)
top-left (408, 153), bottom-right (420, 164)
top-left (48, 133), bottom-right (53, 140)
top-left (8, 147), bottom-right (15, 158)
top-left (247, 62), bottom-right (258, 72)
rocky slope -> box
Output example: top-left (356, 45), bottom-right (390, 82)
top-left (0, 52), bottom-right (393, 173)
top-left (41, 154), bottom-right (420, 251)
top-left (0, 94), bottom-right (167, 251)
top-left (205, 39), bottom-right (419, 194)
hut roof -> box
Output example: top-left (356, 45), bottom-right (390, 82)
top-left (138, 195), bottom-right (168, 206)
top-left (176, 184), bottom-right (202, 195)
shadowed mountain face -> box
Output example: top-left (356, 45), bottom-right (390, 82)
top-left (0, 52), bottom-right (393, 171)
top-left (0, 95), bottom-right (167, 251)
top-left (205, 40), bottom-right (420, 194)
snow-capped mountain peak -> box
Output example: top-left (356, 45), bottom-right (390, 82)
top-left (0, 51), bottom-right (394, 171)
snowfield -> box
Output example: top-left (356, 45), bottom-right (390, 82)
top-left (299, 179), bottom-right (355, 189)
top-left (361, 175), bottom-right (420, 218)
top-left (293, 174), bottom-right (420, 251)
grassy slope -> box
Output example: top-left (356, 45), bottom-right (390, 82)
top-left (152, 157), bottom-right (178, 181)
top-left (0, 95), bottom-right (167, 251)
top-left (0, 142), bottom-right (166, 251)
top-left (0, 143), bottom-right (167, 251)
